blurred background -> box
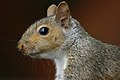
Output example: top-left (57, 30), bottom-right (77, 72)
top-left (0, 0), bottom-right (120, 80)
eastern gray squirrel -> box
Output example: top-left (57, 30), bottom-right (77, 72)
top-left (18, 1), bottom-right (120, 80)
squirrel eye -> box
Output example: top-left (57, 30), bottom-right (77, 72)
top-left (38, 27), bottom-right (49, 35)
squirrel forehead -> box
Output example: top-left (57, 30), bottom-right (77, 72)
top-left (24, 16), bottom-right (61, 37)
top-left (36, 17), bottom-right (61, 28)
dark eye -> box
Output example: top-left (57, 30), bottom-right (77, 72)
top-left (39, 27), bottom-right (49, 35)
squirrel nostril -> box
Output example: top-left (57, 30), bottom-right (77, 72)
top-left (21, 45), bottom-right (25, 52)
top-left (18, 44), bottom-right (25, 53)
top-left (21, 44), bottom-right (24, 50)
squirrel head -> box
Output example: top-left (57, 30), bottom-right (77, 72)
top-left (18, 1), bottom-right (71, 58)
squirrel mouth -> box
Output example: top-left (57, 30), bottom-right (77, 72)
top-left (28, 52), bottom-right (40, 56)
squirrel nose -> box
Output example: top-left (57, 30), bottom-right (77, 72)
top-left (18, 43), bottom-right (25, 53)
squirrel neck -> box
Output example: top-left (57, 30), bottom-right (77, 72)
top-left (54, 18), bottom-right (92, 80)
top-left (61, 18), bottom-right (90, 51)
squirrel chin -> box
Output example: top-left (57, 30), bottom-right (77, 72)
top-left (23, 49), bottom-right (41, 58)
top-left (27, 52), bottom-right (41, 59)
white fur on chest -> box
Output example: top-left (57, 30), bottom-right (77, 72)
top-left (54, 55), bottom-right (68, 80)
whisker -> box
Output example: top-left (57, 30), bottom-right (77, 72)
top-left (0, 46), bottom-right (17, 50)
top-left (23, 58), bottom-right (31, 77)
top-left (34, 59), bottom-right (37, 80)
top-left (17, 54), bottom-right (27, 73)
top-left (27, 59), bottom-right (35, 80)
top-left (47, 60), bottom-right (51, 79)
top-left (0, 42), bottom-right (17, 45)
top-left (32, 58), bottom-right (36, 80)
top-left (0, 44), bottom-right (17, 47)
top-left (47, 60), bottom-right (51, 80)
top-left (0, 39), bottom-right (18, 43)
top-left (28, 58), bottom-right (33, 80)
top-left (0, 43), bottom-right (17, 47)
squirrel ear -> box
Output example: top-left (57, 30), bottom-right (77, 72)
top-left (47, 4), bottom-right (57, 16)
top-left (56, 1), bottom-right (70, 28)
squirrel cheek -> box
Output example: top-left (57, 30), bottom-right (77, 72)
top-left (37, 41), bottom-right (51, 52)
top-left (54, 32), bottom-right (65, 46)
top-left (43, 37), bottom-right (64, 52)
top-left (54, 37), bottom-right (64, 46)
top-left (28, 34), bottom-right (40, 43)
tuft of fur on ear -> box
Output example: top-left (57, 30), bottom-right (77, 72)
top-left (56, 1), bottom-right (70, 28)
top-left (47, 4), bottom-right (57, 17)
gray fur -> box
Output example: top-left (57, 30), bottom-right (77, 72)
top-left (61, 18), bottom-right (120, 80)
top-left (18, 16), bottom-right (120, 80)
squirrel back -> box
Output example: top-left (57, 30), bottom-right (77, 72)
top-left (18, 1), bottom-right (120, 80)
